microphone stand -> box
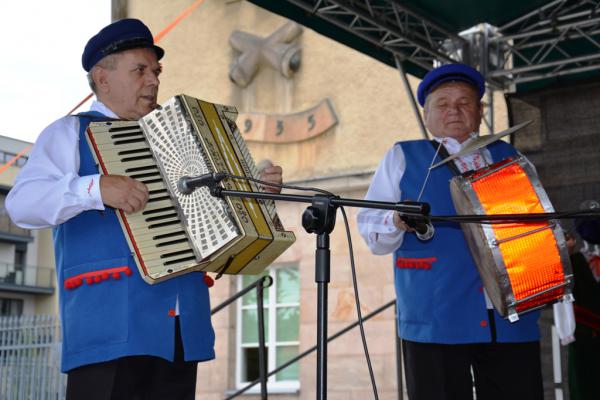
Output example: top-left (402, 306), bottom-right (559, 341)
top-left (179, 174), bottom-right (430, 400)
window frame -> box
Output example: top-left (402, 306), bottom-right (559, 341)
top-left (235, 264), bottom-right (301, 393)
top-left (0, 297), bottom-right (24, 316)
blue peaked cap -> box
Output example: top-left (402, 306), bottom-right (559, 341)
top-left (417, 64), bottom-right (485, 106)
top-left (82, 19), bottom-right (164, 72)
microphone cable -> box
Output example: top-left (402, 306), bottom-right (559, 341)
top-left (340, 205), bottom-right (380, 400)
top-left (223, 173), bottom-right (334, 195)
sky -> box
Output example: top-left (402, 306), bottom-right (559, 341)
top-left (0, 0), bottom-right (110, 143)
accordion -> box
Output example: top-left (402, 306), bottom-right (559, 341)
top-left (86, 94), bottom-right (296, 284)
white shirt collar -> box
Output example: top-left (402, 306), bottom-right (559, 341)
top-left (90, 100), bottom-right (119, 119)
top-left (432, 132), bottom-right (479, 155)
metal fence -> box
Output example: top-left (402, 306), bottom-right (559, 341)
top-left (0, 315), bottom-right (66, 400)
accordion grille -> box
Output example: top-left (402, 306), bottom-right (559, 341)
top-left (141, 98), bottom-right (240, 257)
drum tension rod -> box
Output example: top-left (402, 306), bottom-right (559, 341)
top-left (492, 223), bottom-right (556, 246)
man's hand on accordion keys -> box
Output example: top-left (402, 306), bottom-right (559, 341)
top-left (100, 175), bottom-right (149, 214)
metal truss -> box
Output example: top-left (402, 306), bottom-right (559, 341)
top-left (282, 0), bottom-right (467, 71)
top-left (276, 0), bottom-right (600, 91)
top-left (490, 0), bottom-right (600, 87)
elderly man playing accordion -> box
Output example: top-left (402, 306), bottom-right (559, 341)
top-left (358, 64), bottom-right (544, 400)
top-left (6, 18), bottom-right (282, 400)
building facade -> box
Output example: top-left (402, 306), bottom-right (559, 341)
top-left (0, 135), bottom-right (57, 317)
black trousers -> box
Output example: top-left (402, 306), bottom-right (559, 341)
top-left (402, 339), bottom-right (544, 400)
top-left (66, 318), bottom-right (197, 400)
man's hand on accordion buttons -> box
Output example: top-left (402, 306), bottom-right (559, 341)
top-left (259, 165), bottom-right (283, 194)
top-left (100, 175), bottom-right (149, 214)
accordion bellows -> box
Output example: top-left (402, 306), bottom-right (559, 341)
top-left (86, 94), bottom-right (296, 284)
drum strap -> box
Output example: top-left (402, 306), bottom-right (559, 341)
top-left (429, 140), bottom-right (461, 176)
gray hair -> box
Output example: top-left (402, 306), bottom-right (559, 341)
top-left (86, 53), bottom-right (120, 93)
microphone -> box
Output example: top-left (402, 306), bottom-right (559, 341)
top-left (177, 173), bottom-right (227, 195)
top-left (401, 215), bottom-right (435, 241)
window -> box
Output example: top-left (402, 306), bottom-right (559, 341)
top-left (0, 298), bottom-right (24, 316)
top-left (0, 151), bottom-right (28, 167)
top-left (0, 191), bottom-right (7, 217)
top-left (14, 247), bottom-right (26, 274)
top-left (0, 191), bottom-right (31, 237)
top-left (236, 265), bottom-right (300, 392)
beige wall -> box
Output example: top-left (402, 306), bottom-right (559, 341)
top-left (0, 165), bottom-right (20, 185)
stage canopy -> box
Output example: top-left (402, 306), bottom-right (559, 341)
top-left (248, 0), bottom-right (600, 93)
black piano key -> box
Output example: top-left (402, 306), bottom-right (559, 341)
top-left (114, 138), bottom-right (147, 146)
top-left (148, 195), bottom-right (171, 203)
top-left (139, 178), bottom-right (163, 185)
top-left (156, 238), bottom-right (189, 247)
top-left (108, 126), bottom-right (143, 133)
top-left (118, 148), bottom-right (151, 156)
top-left (148, 220), bottom-right (181, 229)
top-left (125, 165), bottom-right (158, 173)
top-left (129, 171), bottom-right (161, 180)
top-left (160, 249), bottom-right (195, 259)
top-left (121, 154), bottom-right (154, 162)
top-left (111, 132), bottom-right (144, 139)
top-left (164, 255), bottom-right (197, 266)
top-left (152, 231), bottom-right (186, 240)
top-left (143, 206), bottom-right (175, 216)
top-left (145, 212), bottom-right (179, 223)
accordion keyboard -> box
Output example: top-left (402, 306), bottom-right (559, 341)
top-left (87, 122), bottom-right (200, 278)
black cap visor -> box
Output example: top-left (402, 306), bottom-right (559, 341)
top-left (100, 37), bottom-right (164, 60)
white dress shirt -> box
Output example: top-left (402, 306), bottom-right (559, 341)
top-left (357, 133), bottom-right (493, 255)
top-left (6, 101), bottom-right (116, 229)
top-left (553, 301), bottom-right (576, 345)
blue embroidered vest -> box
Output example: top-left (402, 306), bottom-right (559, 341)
top-left (53, 112), bottom-right (215, 371)
top-left (393, 139), bottom-right (540, 344)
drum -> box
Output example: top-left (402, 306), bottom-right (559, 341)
top-left (450, 157), bottom-right (573, 322)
